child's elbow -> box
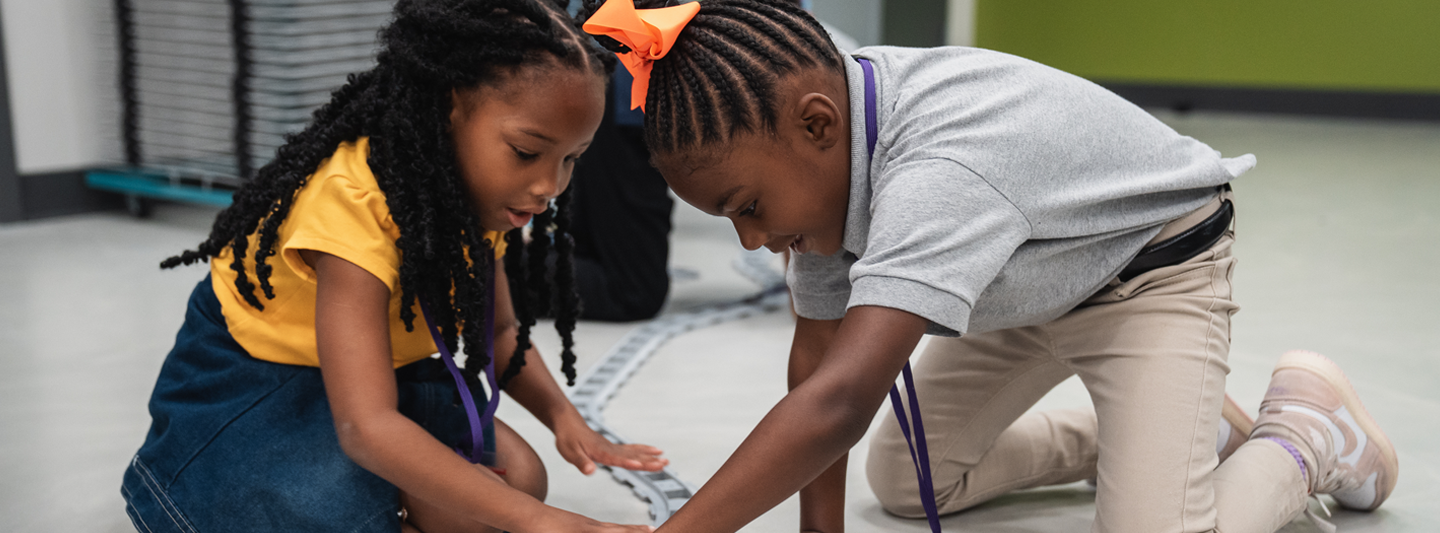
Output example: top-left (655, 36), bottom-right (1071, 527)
top-left (332, 417), bottom-right (385, 468)
top-left (808, 381), bottom-right (884, 447)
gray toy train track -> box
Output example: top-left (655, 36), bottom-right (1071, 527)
top-left (565, 250), bottom-right (788, 526)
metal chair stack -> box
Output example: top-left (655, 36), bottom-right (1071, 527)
top-left (92, 0), bottom-right (392, 212)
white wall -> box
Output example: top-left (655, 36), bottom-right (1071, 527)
top-left (812, 0), bottom-right (882, 48)
top-left (1, 0), bottom-right (118, 174)
top-left (0, 0), bottom-right (894, 175)
top-left (946, 0), bottom-right (975, 47)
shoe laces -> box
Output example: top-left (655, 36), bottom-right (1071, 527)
top-left (1302, 431), bottom-right (1342, 532)
top-left (1312, 461), bottom-right (1353, 495)
top-left (1302, 495), bottom-right (1336, 533)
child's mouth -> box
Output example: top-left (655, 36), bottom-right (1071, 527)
top-left (506, 208), bottom-right (533, 228)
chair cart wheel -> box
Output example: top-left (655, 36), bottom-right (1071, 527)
top-left (125, 194), bottom-right (153, 218)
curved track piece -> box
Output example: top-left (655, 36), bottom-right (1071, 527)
top-left (566, 250), bottom-right (787, 525)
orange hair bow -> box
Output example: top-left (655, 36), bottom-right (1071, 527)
top-left (582, 0), bottom-right (701, 112)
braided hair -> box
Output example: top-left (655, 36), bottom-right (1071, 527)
top-left (162, 0), bottom-right (610, 387)
top-left (577, 0), bottom-right (844, 155)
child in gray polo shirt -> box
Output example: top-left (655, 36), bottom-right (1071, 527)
top-left (580, 1), bottom-right (1398, 532)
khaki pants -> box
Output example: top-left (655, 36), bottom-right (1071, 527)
top-left (866, 232), bottom-right (1310, 532)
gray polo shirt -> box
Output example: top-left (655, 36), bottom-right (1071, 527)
top-left (787, 46), bottom-right (1255, 337)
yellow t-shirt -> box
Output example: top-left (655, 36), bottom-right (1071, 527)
top-left (211, 137), bottom-right (507, 368)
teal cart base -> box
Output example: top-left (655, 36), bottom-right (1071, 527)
top-left (85, 169), bottom-right (236, 217)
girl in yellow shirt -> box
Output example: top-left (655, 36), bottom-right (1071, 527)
top-left (122, 1), bottom-right (663, 532)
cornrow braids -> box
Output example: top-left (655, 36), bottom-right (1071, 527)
top-left (164, 0), bottom-right (612, 389)
top-left (578, 0), bottom-right (844, 154)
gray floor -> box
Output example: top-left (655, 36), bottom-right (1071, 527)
top-left (2, 111), bottom-right (1437, 532)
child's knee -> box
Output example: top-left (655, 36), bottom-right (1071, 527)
top-left (489, 460), bottom-right (546, 502)
top-left (870, 481), bottom-right (930, 518)
top-left (867, 464), bottom-right (930, 518)
top-left (493, 419), bottom-right (547, 502)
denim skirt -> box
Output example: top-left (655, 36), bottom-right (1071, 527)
top-left (121, 277), bottom-right (493, 533)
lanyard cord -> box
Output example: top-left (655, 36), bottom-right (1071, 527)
top-left (857, 56), bottom-right (943, 533)
top-left (418, 257), bottom-right (500, 466)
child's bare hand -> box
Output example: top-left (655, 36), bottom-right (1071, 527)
top-left (555, 419), bottom-right (668, 475)
top-left (582, 523), bottom-right (654, 533)
top-left (536, 513), bottom-right (655, 533)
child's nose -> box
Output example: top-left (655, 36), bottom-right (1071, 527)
top-left (528, 167), bottom-right (568, 202)
top-left (731, 219), bottom-right (767, 251)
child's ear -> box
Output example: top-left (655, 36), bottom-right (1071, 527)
top-left (448, 89), bottom-right (462, 131)
top-left (797, 92), bottom-right (842, 150)
top-left (448, 88), bottom-right (474, 131)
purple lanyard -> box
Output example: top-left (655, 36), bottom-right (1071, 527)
top-left (417, 261), bottom-right (499, 466)
top-left (858, 57), bottom-right (943, 533)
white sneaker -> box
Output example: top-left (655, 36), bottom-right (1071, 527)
top-left (1251, 350), bottom-right (1399, 511)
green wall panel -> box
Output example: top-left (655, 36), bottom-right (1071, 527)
top-left (975, 0), bottom-right (1440, 94)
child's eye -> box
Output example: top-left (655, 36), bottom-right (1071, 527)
top-left (513, 147), bottom-right (539, 161)
top-left (740, 201), bottom-right (757, 217)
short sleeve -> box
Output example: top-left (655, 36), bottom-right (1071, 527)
top-left (847, 158), bottom-right (1030, 336)
top-left (281, 173), bottom-right (402, 291)
top-left (787, 249), bottom-right (857, 321)
top-left (487, 230), bottom-right (508, 259)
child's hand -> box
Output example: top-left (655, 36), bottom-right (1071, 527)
top-left (555, 418), bottom-right (668, 475)
top-left (533, 510), bottom-right (655, 533)
top-left (578, 522), bottom-right (654, 533)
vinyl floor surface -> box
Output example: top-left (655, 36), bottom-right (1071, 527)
top-left (2, 111), bottom-right (1436, 532)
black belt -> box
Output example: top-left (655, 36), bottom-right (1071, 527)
top-left (1118, 198), bottom-right (1234, 282)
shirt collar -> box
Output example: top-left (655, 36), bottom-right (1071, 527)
top-left (841, 56), bottom-right (874, 256)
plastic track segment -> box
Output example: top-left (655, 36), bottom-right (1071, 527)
top-left (566, 252), bottom-right (788, 526)
top-left (733, 248), bottom-right (788, 289)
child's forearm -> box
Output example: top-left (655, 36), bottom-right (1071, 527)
top-left (657, 372), bottom-right (876, 533)
top-left (309, 250), bottom-right (575, 532)
top-left (494, 331), bottom-right (587, 432)
top-left (800, 455), bottom-right (848, 533)
top-left (489, 261), bottom-right (586, 433)
top-left (790, 317), bottom-right (847, 533)
top-left (487, 267), bottom-right (667, 477)
top-left (657, 306), bottom-right (928, 533)
top-left (337, 404), bottom-right (556, 532)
